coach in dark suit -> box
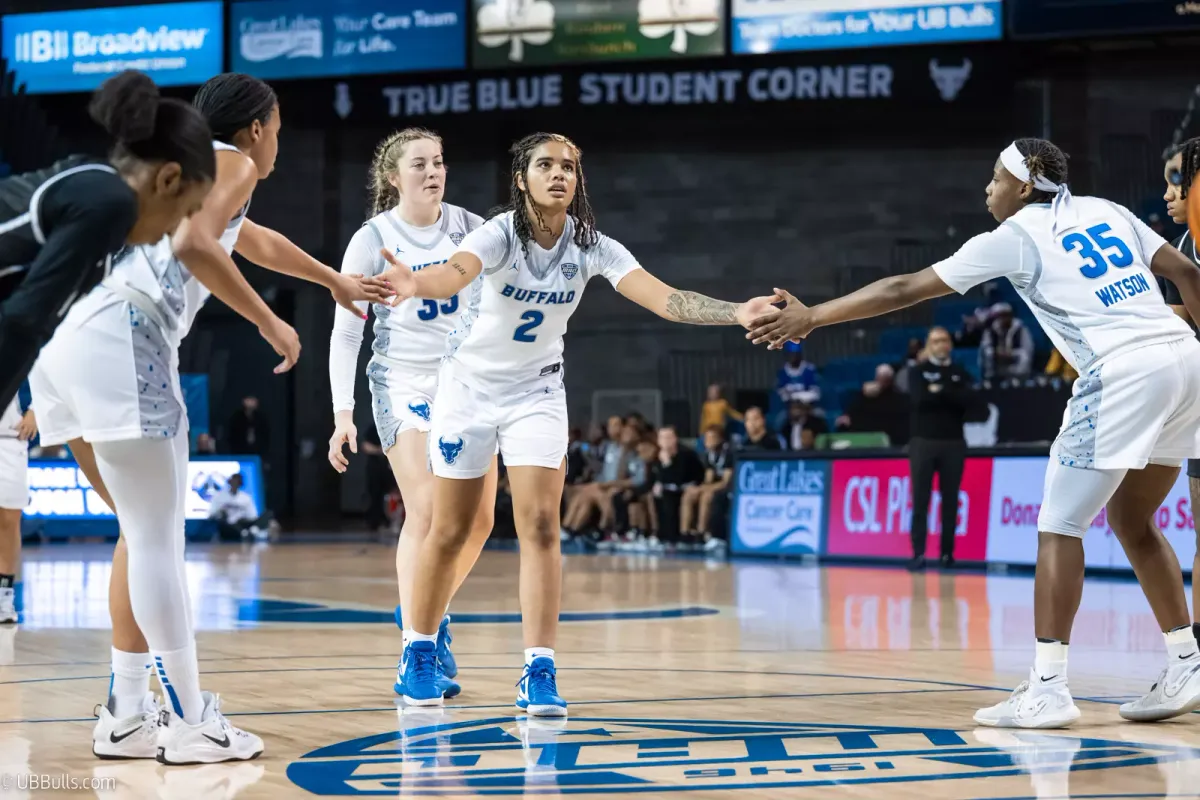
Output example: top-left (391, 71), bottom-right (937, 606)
top-left (907, 326), bottom-right (976, 571)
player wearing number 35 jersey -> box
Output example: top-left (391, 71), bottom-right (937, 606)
top-left (747, 137), bottom-right (1200, 731)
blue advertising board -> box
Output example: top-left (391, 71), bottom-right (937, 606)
top-left (730, 458), bottom-right (829, 556)
top-left (731, 0), bottom-right (1002, 53)
top-left (1, 2), bottom-right (223, 94)
top-left (230, 0), bottom-right (466, 80)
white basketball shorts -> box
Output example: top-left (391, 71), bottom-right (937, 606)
top-left (0, 439), bottom-right (28, 511)
top-left (429, 363), bottom-right (568, 480)
top-left (367, 358), bottom-right (438, 451)
top-left (30, 298), bottom-right (184, 447)
top-left (1051, 336), bottom-right (1200, 472)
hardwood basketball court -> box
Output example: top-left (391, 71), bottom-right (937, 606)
top-left (1, 542), bottom-right (1197, 798)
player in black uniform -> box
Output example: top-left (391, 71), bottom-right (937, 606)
top-left (0, 70), bottom-right (216, 411)
top-left (1158, 137), bottom-right (1200, 643)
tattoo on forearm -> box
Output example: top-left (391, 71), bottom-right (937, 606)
top-left (450, 260), bottom-right (468, 277)
top-left (665, 291), bottom-right (738, 325)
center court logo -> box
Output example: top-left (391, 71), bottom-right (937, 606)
top-left (286, 716), bottom-right (1184, 795)
top-left (238, 14), bottom-right (323, 63)
top-left (11, 25), bottom-right (210, 63)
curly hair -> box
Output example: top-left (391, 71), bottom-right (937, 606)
top-left (367, 127), bottom-right (443, 217)
top-left (498, 132), bottom-right (598, 254)
top-left (1014, 137), bottom-right (1069, 203)
top-left (1173, 137), bottom-right (1200, 200)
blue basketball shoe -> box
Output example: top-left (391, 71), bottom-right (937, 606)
top-left (437, 615), bottom-right (457, 678)
top-left (516, 657), bottom-right (567, 717)
top-left (394, 661), bottom-right (461, 700)
top-left (399, 641), bottom-right (443, 707)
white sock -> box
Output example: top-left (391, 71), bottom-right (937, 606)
top-left (525, 647), bottom-right (554, 666)
top-left (1165, 625), bottom-right (1200, 661)
top-left (154, 644), bottom-right (204, 725)
top-left (1034, 640), bottom-right (1068, 683)
top-left (110, 648), bottom-right (152, 718)
top-left (405, 629), bottom-right (436, 647)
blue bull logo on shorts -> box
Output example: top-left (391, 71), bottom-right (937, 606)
top-left (438, 436), bottom-right (464, 465)
top-left (408, 401), bottom-right (431, 422)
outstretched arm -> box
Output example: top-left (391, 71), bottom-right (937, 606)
top-left (235, 219), bottom-right (391, 316)
top-left (615, 269), bottom-right (778, 326)
top-left (746, 269), bottom-right (953, 348)
top-left (379, 250), bottom-right (481, 304)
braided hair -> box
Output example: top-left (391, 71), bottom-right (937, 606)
top-left (367, 127), bottom-right (443, 217)
top-left (1176, 137), bottom-right (1200, 199)
top-left (501, 133), bottom-right (598, 254)
top-left (192, 73), bottom-right (276, 143)
top-left (1013, 137), bottom-right (1069, 203)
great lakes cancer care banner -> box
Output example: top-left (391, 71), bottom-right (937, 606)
top-left (731, 454), bottom-right (1197, 571)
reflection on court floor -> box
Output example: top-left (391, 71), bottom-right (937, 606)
top-left (0, 543), bottom-right (1197, 798)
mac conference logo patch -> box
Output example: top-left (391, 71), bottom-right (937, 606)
top-left (449, 232), bottom-right (465, 245)
top-left (286, 716), bottom-right (1180, 794)
top-left (561, 262), bottom-right (579, 280)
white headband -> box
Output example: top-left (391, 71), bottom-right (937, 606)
top-left (999, 141), bottom-right (1076, 234)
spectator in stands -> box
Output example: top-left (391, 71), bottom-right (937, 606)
top-left (613, 439), bottom-right (661, 548)
top-left (893, 338), bottom-right (925, 394)
top-left (776, 343), bottom-right (820, 406)
top-left (699, 383), bottom-right (741, 437)
top-left (652, 425), bottom-right (705, 546)
top-left (564, 426), bottom-right (592, 508)
top-left (837, 364), bottom-right (910, 446)
top-left (681, 426), bottom-right (733, 552)
top-left (954, 283), bottom-right (1001, 348)
top-left (980, 303), bottom-right (1034, 382)
top-left (194, 433), bottom-right (217, 454)
top-left (740, 406), bottom-right (784, 451)
top-left (561, 416), bottom-right (628, 537)
top-left (906, 326), bottom-right (974, 571)
top-left (783, 400), bottom-right (827, 451)
top-left (1043, 348), bottom-right (1078, 382)
top-left (226, 395), bottom-right (270, 463)
top-left (208, 474), bottom-right (272, 542)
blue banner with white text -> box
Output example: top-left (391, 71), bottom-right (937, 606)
top-left (1, 1), bottom-right (223, 94)
top-left (731, 0), bottom-right (1002, 53)
top-left (230, 0), bottom-right (466, 80)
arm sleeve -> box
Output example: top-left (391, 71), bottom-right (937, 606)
top-left (329, 225), bottom-right (383, 413)
top-left (458, 215), bottom-right (513, 275)
top-left (0, 171), bottom-right (136, 410)
top-left (589, 233), bottom-right (644, 288)
top-left (931, 226), bottom-right (1028, 295)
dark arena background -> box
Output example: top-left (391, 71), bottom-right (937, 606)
top-left (3, 0), bottom-right (1200, 796)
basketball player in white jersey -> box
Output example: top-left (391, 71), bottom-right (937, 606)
top-left (328, 128), bottom-right (496, 700)
top-left (748, 137), bottom-right (1200, 728)
top-left (379, 132), bottom-right (778, 713)
top-left (0, 394), bottom-right (35, 624)
top-left (31, 73), bottom-right (388, 764)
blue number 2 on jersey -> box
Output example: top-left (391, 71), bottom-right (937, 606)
top-left (513, 310), bottom-right (544, 342)
top-left (417, 295), bottom-right (459, 321)
top-left (1062, 223), bottom-right (1135, 280)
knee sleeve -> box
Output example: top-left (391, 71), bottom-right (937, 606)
top-left (92, 435), bottom-right (193, 652)
top-left (1036, 459), bottom-right (1127, 538)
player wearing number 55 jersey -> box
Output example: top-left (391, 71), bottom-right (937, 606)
top-left (380, 132), bottom-right (778, 716)
top-left (747, 137), bottom-right (1200, 730)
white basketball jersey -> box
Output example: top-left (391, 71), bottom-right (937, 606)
top-left (449, 211), bottom-right (642, 392)
top-left (932, 197), bottom-right (1192, 374)
top-left (87, 141), bottom-right (252, 341)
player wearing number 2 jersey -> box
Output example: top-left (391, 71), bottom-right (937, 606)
top-left (380, 132), bottom-right (779, 715)
top-left (327, 129), bottom-right (497, 701)
top-left (748, 137), bottom-right (1200, 730)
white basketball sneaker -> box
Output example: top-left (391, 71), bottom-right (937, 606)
top-left (156, 691), bottom-right (264, 765)
top-left (92, 693), bottom-right (161, 760)
top-left (1119, 655), bottom-right (1200, 722)
top-left (0, 588), bottom-right (17, 624)
top-left (974, 670), bottom-right (1081, 729)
